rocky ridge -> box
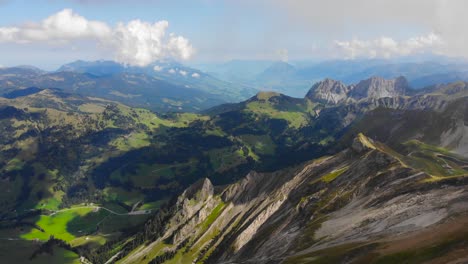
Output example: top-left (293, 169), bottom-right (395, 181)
top-left (306, 76), bottom-right (409, 104)
top-left (116, 134), bottom-right (468, 264)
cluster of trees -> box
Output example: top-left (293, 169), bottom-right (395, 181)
top-left (84, 206), bottom-right (174, 263)
top-left (102, 104), bottom-right (147, 130)
top-left (29, 236), bottom-right (79, 260)
top-left (149, 250), bottom-right (176, 264)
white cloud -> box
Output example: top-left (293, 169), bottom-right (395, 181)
top-left (166, 34), bottom-right (194, 60)
top-left (0, 9), bottom-right (194, 66)
top-left (191, 72), bottom-right (200, 78)
top-left (112, 20), bottom-right (194, 66)
top-left (334, 33), bottom-right (443, 59)
top-left (168, 68), bottom-right (176, 74)
top-left (179, 70), bottom-right (187, 76)
top-left (271, 0), bottom-right (468, 59)
top-left (0, 9), bottom-right (111, 43)
top-left (276, 48), bottom-right (288, 62)
top-left (153, 65), bottom-right (163, 72)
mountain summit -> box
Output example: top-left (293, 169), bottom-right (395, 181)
top-left (306, 78), bottom-right (349, 104)
top-left (306, 76), bottom-right (409, 104)
top-left (350, 76), bottom-right (409, 99)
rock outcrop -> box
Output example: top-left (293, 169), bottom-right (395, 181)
top-left (306, 78), bottom-right (349, 104)
top-left (306, 76), bottom-right (409, 104)
top-left (118, 134), bottom-right (468, 264)
top-left (349, 76), bottom-right (408, 100)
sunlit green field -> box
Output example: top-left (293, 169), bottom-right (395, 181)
top-left (20, 205), bottom-right (150, 243)
top-left (21, 207), bottom-right (101, 242)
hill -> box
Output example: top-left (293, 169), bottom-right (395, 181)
top-left (1, 77), bottom-right (468, 263)
top-left (0, 61), bottom-right (258, 112)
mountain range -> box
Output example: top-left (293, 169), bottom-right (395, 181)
top-left (1, 63), bottom-right (468, 264)
top-left (0, 61), bottom-right (257, 112)
top-left (306, 76), bottom-right (409, 104)
top-left (100, 78), bottom-right (468, 263)
top-left (3, 58), bottom-right (468, 113)
top-left (197, 58), bottom-right (468, 97)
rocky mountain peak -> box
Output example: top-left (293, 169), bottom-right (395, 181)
top-left (177, 178), bottom-right (214, 203)
top-left (350, 76), bottom-right (408, 100)
top-left (306, 78), bottom-right (349, 104)
top-left (351, 133), bottom-right (377, 153)
top-left (306, 76), bottom-right (409, 105)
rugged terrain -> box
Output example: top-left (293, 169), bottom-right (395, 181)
top-left (306, 76), bottom-right (409, 104)
top-left (97, 134), bottom-right (468, 264)
top-left (1, 74), bottom-right (468, 263)
top-left (199, 59), bottom-right (468, 96)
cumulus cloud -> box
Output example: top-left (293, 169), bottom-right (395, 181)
top-left (334, 33), bottom-right (443, 59)
top-left (153, 65), bottom-right (163, 72)
top-left (112, 21), bottom-right (193, 66)
top-left (179, 70), bottom-right (187, 76)
top-left (0, 9), bottom-right (111, 43)
top-left (0, 9), bottom-right (194, 66)
top-left (112, 20), bottom-right (194, 66)
top-left (191, 72), bottom-right (200, 78)
top-left (276, 48), bottom-right (288, 62)
top-left (166, 34), bottom-right (194, 60)
top-left (168, 68), bottom-right (176, 74)
top-left (271, 0), bottom-right (468, 59)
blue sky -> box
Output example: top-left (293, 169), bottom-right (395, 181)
top-left (0, 0), bottom-right (289, 69)
top-left (0, 0), bottom-right (465, 69)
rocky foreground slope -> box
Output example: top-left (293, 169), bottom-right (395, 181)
top-left (98, 134), bottom-right (468, 264)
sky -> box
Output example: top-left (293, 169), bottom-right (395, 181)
top-left (0, 0), bottom-right (467, 69)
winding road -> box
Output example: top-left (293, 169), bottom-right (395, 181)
top-left (49, 205), bottom-right (151, 216)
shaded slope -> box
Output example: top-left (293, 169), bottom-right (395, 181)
top-left (95, 134), bottom-right (468, 264)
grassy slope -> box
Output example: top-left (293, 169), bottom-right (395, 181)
top-left (0, 93), bottom-right (215, 262)
top-left (4, 88), bottom-right (468, 263)
top-left (243, 93), bottom-right (316, 129)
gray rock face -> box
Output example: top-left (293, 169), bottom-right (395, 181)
top-left (306, 76), bottom-right (409, 104)
top-left (120, 134), bottom-right (468, 264)
top-left (349, 76), bottom-right (408, 100)
top-left (306, 78), bottom-right (349, 104)
top-left (178, 177), bottom-right (214, 202)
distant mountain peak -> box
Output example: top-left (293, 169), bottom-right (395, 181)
top-left (256, 61), bottom-right (297, 82)
top-left (267, 60), bottom-right (295, 69)
top-left (306, 76), bottom-right (409, 104)
top-left (254, 91), bottom-right (282, 101)
top-left (57, 60), bottom-right (125, 75)
top-left (350, 76), bottom-right (408, 100)
top-left (305, 78), bottom-right (349, 104)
